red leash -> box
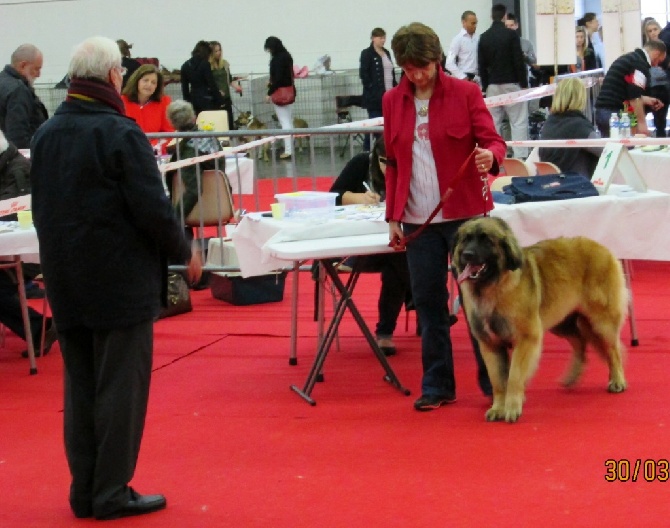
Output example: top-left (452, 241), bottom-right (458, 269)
top-left (388, 149), bottom-right (477, 250)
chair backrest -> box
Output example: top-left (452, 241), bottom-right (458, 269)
top-left (534, 161), bottom-right (561, 175)
top-left (171, 169), bottom-right (234, 227)
top-left (490, 176), bottom-right (514, 192)
top-left (501, 158), bottom-right (531, 177)
top-left (196, 110), bottom-right (229, 133)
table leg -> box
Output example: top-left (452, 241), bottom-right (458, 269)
top-left (14, 257), bottom-right (37, 374)
top-left (289, 262), bottom-right (300, 365)
top-left (290, 259), bottom-right (410, 404)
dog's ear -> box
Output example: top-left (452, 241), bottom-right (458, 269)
top-left (499, 230), bottom-right (523, 271)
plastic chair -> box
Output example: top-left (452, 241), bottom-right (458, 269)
top-left (490, 176), bottom-right (514, 192)
top-left (534, 161), bottom-right (561, 175)
top-left (501, 158), bottom-right (531, 177)
top-left (196, 110), bottom-right (229, 133)
top-left (171, 169), bottom-right (235, 239)
top-left (335, 95), bottom-right (364, 157)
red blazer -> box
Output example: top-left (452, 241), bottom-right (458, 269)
top-left (122, 95), bottom-right (174, 152)
top-left (382, 69), bottom-right (506, 222)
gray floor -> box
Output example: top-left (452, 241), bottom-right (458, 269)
top-left (253, 138), bottom-right (369, 181)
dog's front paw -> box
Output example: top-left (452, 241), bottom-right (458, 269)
top-left (608, 379), bottom-right (627, 393)
top-left (503, 397), bottom-right (523, 423)
top-left (485, 406), bottom-right (505, 421)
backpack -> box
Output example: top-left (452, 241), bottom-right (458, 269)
top-left (503, 173), bottom-right (599, 203)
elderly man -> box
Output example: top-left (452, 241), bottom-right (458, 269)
top-left (445, 11), bottom-right (480, 84)
top-left (0, 44), bottom-right (48, 149)
top-left (30, 36), bottom-right (201, 521)
top-left (595, 40), bottom-right (667, 138)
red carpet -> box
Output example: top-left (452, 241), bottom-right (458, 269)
top-left (1, 260), bottom-right (670, 526)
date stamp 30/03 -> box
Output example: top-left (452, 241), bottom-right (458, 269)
top-left (605, 459), bottom-right (669, 482)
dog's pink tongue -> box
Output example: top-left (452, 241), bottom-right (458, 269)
top-left (457, 264), bottom-right (475, 284)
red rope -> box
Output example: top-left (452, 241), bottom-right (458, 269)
top-left (388, 149), bottom-right (477, 250)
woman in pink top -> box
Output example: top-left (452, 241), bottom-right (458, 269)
top-left (121, 64), bottom-right (173, 153)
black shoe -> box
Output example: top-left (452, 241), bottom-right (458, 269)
top-left (96, 488), bottom-right (166, 520)
top-left (21, 320), bottom-right (58, 358)
top-left (413, 394), bottom-right (457, 411)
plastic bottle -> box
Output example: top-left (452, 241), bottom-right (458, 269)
top-left (609, 113), bottom-right (620, 139)
top-left (619, 112), bottom-right (630, 138)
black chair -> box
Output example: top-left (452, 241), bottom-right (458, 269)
top-left (335, 95), bottom-right (365, 157)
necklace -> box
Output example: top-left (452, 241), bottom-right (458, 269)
top-left (417, 104), bottom-right (428, 117)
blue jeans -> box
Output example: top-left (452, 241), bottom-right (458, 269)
top-left (403, 221), bottom-right (491, 397)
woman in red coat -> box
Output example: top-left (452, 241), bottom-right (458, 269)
top-left (383, 22), bottom-right (507, 411)
top-left (122, 64), bottom-right (173, 154)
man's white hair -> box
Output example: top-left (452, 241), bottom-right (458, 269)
top-left (68, 36), bottom-right (122, 81)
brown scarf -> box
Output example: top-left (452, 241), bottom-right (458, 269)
top-left (66, 76), bottom-right (125, 115)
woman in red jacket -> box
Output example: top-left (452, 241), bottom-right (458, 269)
top-left (384, 22), bottom-right (507, 411)
top-left (122, 64), bottom-right (173, 154)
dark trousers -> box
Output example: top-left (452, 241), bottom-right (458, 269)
top-left (60, 320), bottom-right (153, 518)
top-left (364, 109), bottom-right (382, 151)
top-left (649, 85), bottom-right (669, 137)
top-left (356, 252), bottom-right (410, 339)
top-left (403, 221), bottom-right (490, 397)
top-left (0, 270), bottom-right (43, 343)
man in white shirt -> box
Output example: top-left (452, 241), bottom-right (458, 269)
top-left (445, 11), bottom-right (480, 85)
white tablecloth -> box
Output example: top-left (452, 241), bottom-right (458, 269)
top-left (225, 156), bottom-right (254, 195)
top-left (630, 148), bottom-right (670, 193)
top-left (0, 225), bottom-right (39, 262)
top-left (233, 190), bottom-right (670, 277)
top-left (232, 206), bottom-right (388, 277)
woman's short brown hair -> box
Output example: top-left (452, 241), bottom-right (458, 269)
top-left (391, 22), bottom-right (442, 67)
top-left (122, 64), bottom-right (165, 103)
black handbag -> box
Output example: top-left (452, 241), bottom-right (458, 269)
top-left (158, 272), bottom-right (193, 319)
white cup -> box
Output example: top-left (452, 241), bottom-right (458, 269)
top-left (270, 202), bottom-right (286, 220)
top-left (17, 210), bottom-right (33, 229)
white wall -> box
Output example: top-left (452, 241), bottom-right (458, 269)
top-left (0, 0), bottom-right (494, 84)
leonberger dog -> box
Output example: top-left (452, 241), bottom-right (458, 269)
top-left (452, 217), bottom-right (627, 423)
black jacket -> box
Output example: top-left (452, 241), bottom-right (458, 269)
top-left (0, 143), bottom-right (31, 201)
top-left (30, 98), bottom-right (191, 331)
top-left (329, 152), bottom-right (369, 205)
top-left (0, 65), bottom-right (48, 149)
top-left (359, 45), bottom-right (396, 112)
top-left (478, 21), bottom-right (528, 91)
top-left (539, 110), bottom-right (602, 178)
top-left (181, 56), bottom-right (225, 115)
top-left (267, 50), bottom-right (294, 95)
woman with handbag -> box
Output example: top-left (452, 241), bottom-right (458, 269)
top-left (264, 36), bottom-right (295, 160)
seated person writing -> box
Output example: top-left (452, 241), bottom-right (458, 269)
top-left (328, 137), bottom-right (411, 356)
top-left (539, 78), bottom-right (603, 179)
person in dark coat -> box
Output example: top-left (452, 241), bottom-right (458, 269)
top-left (180, 40), bottom-right (225, 115)
top-left (359, 27), bottom-right (396, 150)
top-left (116, 39), bottom-right (141, 89)
top-left (539, 78), bottom-right (602, 178)
top-left (30, 36), bottom-right (201, 521)
top-left (0, 43), bottom-right (48, 149)
top-left (264, 36), bottom-right (295, 159)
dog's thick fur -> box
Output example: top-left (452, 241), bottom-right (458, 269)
top-left (234, 111), bottom-right (270, 162)
top-left (452, 217), bottom-right (627, 423)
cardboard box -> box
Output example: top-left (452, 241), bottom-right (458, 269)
top-left (210, 272), bottom-right (286, 305)
top-left (206, 238), bottom-right (239, 268)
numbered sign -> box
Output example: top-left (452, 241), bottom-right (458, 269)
top-left (592, 142), bottom-right (647, 194)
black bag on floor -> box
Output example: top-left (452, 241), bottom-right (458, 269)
top-left (504, 173), bottom-right (599, 203)
top-left (158, 272), bottom-right (193, 319)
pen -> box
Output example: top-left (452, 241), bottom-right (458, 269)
top-left (363, 181), bottom-right (373, 193)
